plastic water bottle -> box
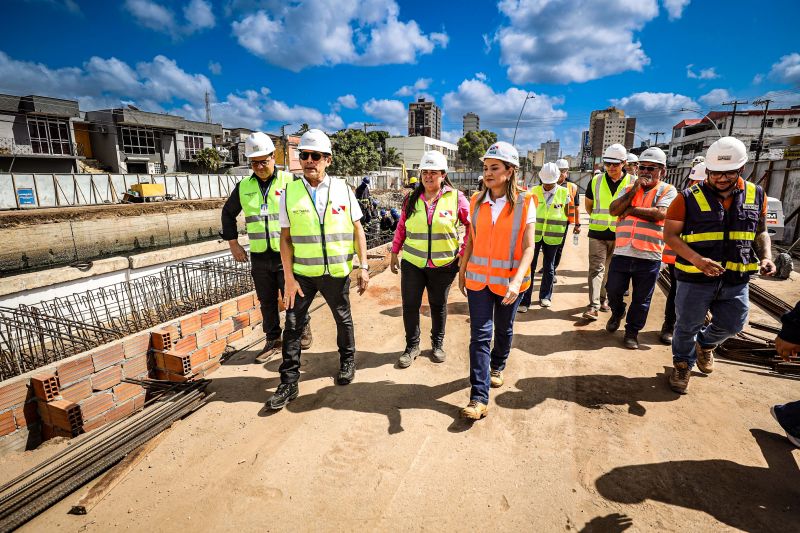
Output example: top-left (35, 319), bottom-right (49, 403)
top-left (573, 233), bottom-right (579, 246)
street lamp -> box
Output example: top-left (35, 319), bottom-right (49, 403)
top-left (678, 108), bottom-right (723, 137)
top-left (512, 92), bottom-right (535, 146)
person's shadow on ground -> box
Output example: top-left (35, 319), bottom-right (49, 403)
top-left (495, 367), bottom-right (683, 416)
top-left (595, 429), bottom-right (800, 531)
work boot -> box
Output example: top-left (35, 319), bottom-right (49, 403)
top-left (490, 369), bottom-right (504, 388)
top-left (582, 307), bottom-right (599, 321)
top-left (540, 298), bottom-right (552, 308)
top-left (299, 323), bottom-right (313, 350)
top-left (336, 359), bottom-right (356, 385)
top-left (266, 382), bottom-right (298, 410)
top-left (605, 314), bottom-right (623, 333)
top-left (553, 275), bottom-right (559, 284)
top-left (255, 338), bottom-right (281, 364)
top-left (460, 400), bottom-right (488, 420)
top-left (623, 333), bottom-right (639, 349)
top-left (517, 305), bottom-right (529, 314)
top-left (397, 344), bottom-right (420, 368)
top-left (659, 323), bottom-right (674, 345)
top-left (695, 342), bottom-right (715, 374)
top-left (669, 362), bottom-right (691, 394)
top-left (600, 300), bottom-right (611, 312)
top-left (431, 343), bottom-right (446, 363)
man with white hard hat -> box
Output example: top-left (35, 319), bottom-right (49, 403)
top-left (605, 147), bottom-right (677, 349)
top-left (221, 132), bottom-right (311, 362)
top-left (551, 158), bottom-right (581, 281)
top-left (664, 136), bottom-right (776, 394)
top-left (626, 153), bottom-right (639, 179)
top-left (687, 161), bottom-right (706, 188)
top-left (582, 143), bottom-right (632, 320)
top-left (267, 129), bottom-right (369, 409)
top-left (518, 162), bottom-right (571, 311)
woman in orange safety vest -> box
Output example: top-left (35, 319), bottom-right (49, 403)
top-left (457, 141), bottom-right (536, 420)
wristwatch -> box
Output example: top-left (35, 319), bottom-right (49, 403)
top-left (360, 264), bottom-right (370, 271)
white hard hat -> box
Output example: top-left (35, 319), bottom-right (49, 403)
top-left (593, 169), bottom-right (601, 174)
top-left (689, 162), bottom-right (707, 181)
top-left (639, 147), bottom-right (667, 166)
top-left (244, 132), bottom-right (275, 158)
top-left (626, 153), bottom-right (639, 163)
top-left (480, 141), bottom-right (519, 167)
top-left (297, 128), bottom-right (332, 154)
top-left (556, 158), bottom-right (569, 169)
top-left (705, 136), bottom-right (747, 171)
top-left (692, 155), bottom-right (705, 165)
top-left (539, 162), bottom-right (560, 184)
top-left (418, 150), bottom-right (448, 172)
top-left (603, 143), bottom-right (627, 163)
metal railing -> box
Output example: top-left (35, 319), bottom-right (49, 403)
top-left (0, 137), bottom-right (84, 157)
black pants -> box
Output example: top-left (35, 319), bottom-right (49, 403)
top-left (401, 259), bottom-right (458, 348)
top-left (280, 274), bottom-right (354, 384)
top-left (251, 252), bottom-right (284, 340)
top-left (552, 224), bottom-right (570, 272)
top-left (664, 264), bottom-right (677, 328)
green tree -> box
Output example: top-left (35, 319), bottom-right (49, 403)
top-left (194, 147), bottom-right (221, 173)
top-left (458, 130), bottom-right (498, 170)
top-left (328, 129), bottom-right (381, 176)
top-left (382, 146), bottom-right (402, 167)
top-left (293, 123), bottom-right (310, 136)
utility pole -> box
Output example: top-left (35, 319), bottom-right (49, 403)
top-left (722, 100), bottom-right (748, 135)
top-left (363, 122), bottom-right (380, 133)
top-left (649, 131), bottom-right (665, 146)
top-left (280, 123), bottom-right (289, 171)
top-left (204, 91), bottom-right (211, 124)
top-left (752, 98), bottom-right (772, 162)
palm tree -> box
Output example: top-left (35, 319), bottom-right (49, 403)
top-left (382, 147), bottom-right (402, 167)
top-left (195, 147), bottom-right (221, 173)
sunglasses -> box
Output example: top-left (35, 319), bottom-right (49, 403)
top-left (638, 165), bottom-right (660, 172)
top-left (299, 151), bottom-right (325, 161)
top-left (604, 161), bottom-right (623, 167)
top-left (251, 160), bottom-right (270, 167)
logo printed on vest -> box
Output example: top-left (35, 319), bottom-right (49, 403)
top-left (439, 210), bottom-right (452, 218)
top-left (331, 205), bottom-right (347, 214)
top-left (291, 208), bottom-right (311, 215)
top-left (742, 203), bottom-right (758, 210)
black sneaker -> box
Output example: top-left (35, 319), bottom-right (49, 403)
top-left (605, 314), bottom-right (623, 333)
top-left (299, 323), bottom-right (313, 350)
top-left (266, 382), bottom-right (298, 410)
top-left (431, 344), bottom-right (446, 363)
top-left (398, 345), bottom-right (420, 368)
top-left (336, 359), bottom-right (356, 385)
top-left (623, 333), bottom-right (639, 350)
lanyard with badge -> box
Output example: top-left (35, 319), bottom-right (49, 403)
top-left (260, 175), bottom-right (274, 217)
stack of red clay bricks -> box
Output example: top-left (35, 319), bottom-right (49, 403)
top-left (151, 294), bottom-right (261, 382)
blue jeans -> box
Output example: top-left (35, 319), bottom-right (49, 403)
top-left (467, 286), bottom-right (522, 404)
top-left (606, 255), bottom-right (661, 336)
top-left (520, 240), bottom-right (559, 306)
top-left (672, 279), bottom-right (749, 368)
top-left (773, 401), bottom-right (800, 439)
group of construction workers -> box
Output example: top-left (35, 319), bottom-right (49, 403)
top-left (221, 129), bottom-right (798, 443)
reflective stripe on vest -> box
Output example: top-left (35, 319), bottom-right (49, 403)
top-left (531, 185), bottom-right (569, 245)
top-left (465, 192), bottom-right (532, 297)
top-left (238, 170), bottom-right (294, 252)
top-left (662, 245), bottom-right (677, 265)
top-left (588, 173), bottom-right (631, 232)
top-left (614, 182), bottom-right (673, 253)
top-left (674, 181), bottom-right (762, 282)
top-left (402, 189), bottom-right (460, 268)
top-left (285, 177), bottom-right (355, 278)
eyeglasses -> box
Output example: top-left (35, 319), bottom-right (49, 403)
top-left (604, 161), bottom-right (623, 167)
top-left (299, 151), bottom-right (325, 161)
top-left (707, 170), bottom-right (740, 179)
top-left (250, 160), bottom-right (270, 167)
top-left (638, 165), bottom-right (661, 172)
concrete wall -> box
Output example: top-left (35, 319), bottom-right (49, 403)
top-left (87, 111), bottom-right (122, 173)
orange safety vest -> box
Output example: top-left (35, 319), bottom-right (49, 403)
top-left (465, 192), bottom-right (532, 297)
top-left (614, 182), bottom-right (674, 253)
top-left (662, 245), bottom-right (677, 264)
top-left (564, 181), bottom-right (578, 224)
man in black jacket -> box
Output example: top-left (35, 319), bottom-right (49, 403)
top-left (771, 300), bottom-right (800, 448)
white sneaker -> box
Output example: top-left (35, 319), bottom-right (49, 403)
top-left (517, 305), bottom-right (529, 313)
top-left (540, 299), bottom-right (552, 308)
top-left (771, 406), bottom-right (800, 448)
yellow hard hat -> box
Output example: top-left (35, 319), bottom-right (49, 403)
top-left (409, 176), bottom-right (418, 184)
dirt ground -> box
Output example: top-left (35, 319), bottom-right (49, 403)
top-left (7, 218), bottom-right (800, 532)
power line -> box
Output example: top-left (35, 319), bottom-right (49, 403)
top-left (722, 100), bottom-right (749, 135)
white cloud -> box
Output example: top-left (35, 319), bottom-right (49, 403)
top-left (686, 64), bottom-right (719, 80)
top-left (662, 0), bottom-right (690, 20)
top-left (394, 78), bottom-right (432, 97)
top-left (440, 130), bottom-right (461, 144)
top-left (753, 73), bottom-right (764, 85)
top-left (493, 0), bottom-right (661, 84)
top-left (208, 61), bottom-right (222, 75)
top-left (362, 98), bottom-right (407, 134)
top-left (768, 52), bottom-right (800, 85)
top-left (124, 0), bottom-right (215, 38)
top-left (442, 77), bottom-right (567, 151)
top-left (231, 0), bottom-right (447, 71)
top-left (27, 0), bottom-right (82, 14)
top-left (610, 92), bottom-right (699, 143)
top-left (336, 94), bottom-right (358, 109)
top-left (475, 72), bottom-right (487, 81)
top-left (698, 88), bottom-right (731, 107)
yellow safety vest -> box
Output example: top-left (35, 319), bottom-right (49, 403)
top-left (239, 170), bottom-right (295, 252)
top-left (588, 173), bottom-right (631, 232)
top-left (402, 189), bottom-right (460, 268)
top-left (531, 185), bottom-right (569, 245)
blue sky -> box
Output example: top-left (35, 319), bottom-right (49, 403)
top-left (1, 0), bottom-right (799, 155)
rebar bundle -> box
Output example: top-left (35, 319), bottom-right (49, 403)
top-left (0, 255), bottom-right (253, 380)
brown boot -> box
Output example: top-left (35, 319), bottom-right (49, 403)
top-left (299, 322), bottom-right (313, 350)
top-left (669, 362), bottom-right (691, 394)
top-left (460, 400), bottom-right (488, 420)
top-left (695, 342), bottom-right (715, 374)
top-left (490, 369), bottom-right (504, 388)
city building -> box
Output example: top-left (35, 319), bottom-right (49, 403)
top-left (580, 130), bottom-right (591, 170)
top-left (540, 140), bottom-right (560, 164)
top-left (85, 108), bottom-right (223, 174)
top-left (0, 93), bottom-right (87, 173)
top-left (668, 106), bottom-right (800, 166)
top-left (408, 98), bottom-right (442, 140)
top-left (588, 107), bottom-right (636, 163)
top-left (527, 149), bottom-right (545, 168)
top-left (386, 135), bottom-right (458, 170)
top-left (463, 112), bottom-right (479, 135)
